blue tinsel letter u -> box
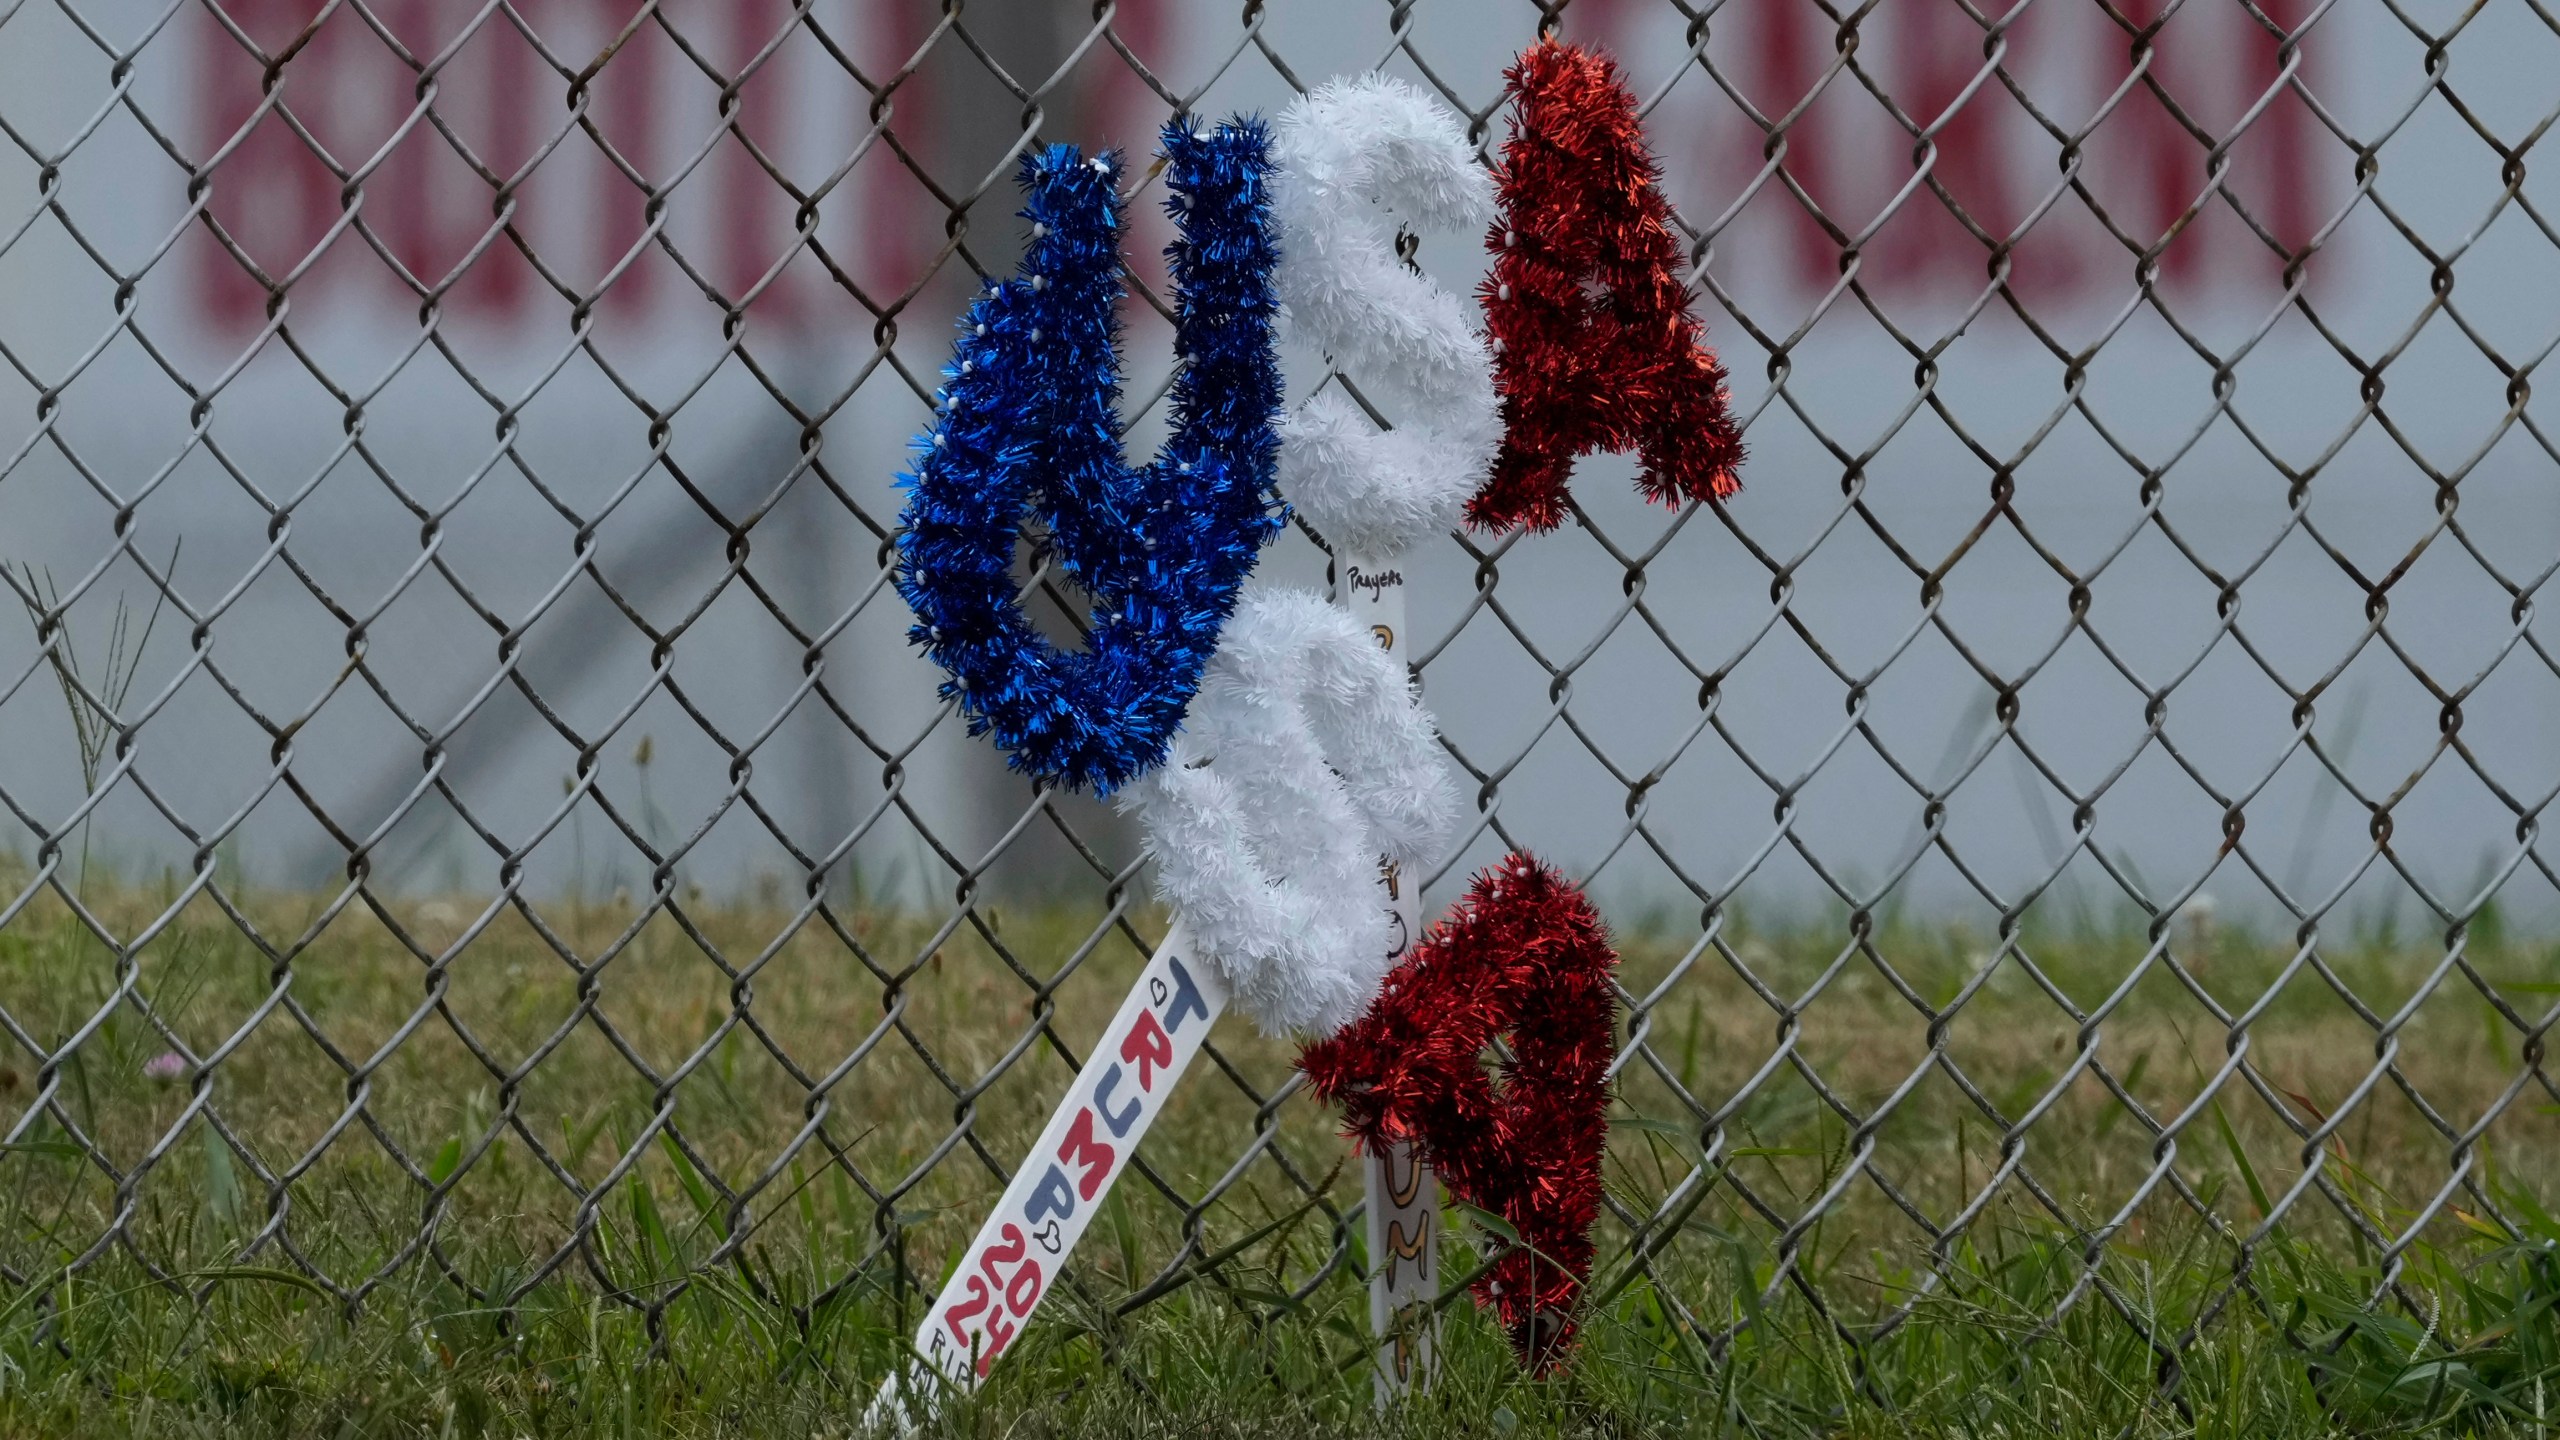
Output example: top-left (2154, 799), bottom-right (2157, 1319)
top-left (894, 118), bottom-right (1284, 794)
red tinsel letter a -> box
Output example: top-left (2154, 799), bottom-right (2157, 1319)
top-left (1299, 853), bottom-right (1618, 1373)
top-left (1469, 39), bottom-right (1745, 534)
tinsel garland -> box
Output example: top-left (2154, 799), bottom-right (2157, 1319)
top-left (1299, 854), bottom-right (1618, 1372)
top-left (893, 119), bottom-right (1285, 793)
top-left (1121, 590), bottom-right (1458, 1037)
top-left (1470, 40), bottom-right (1746, 534)
top-left (1272, 75), bottom-right (1499, 556)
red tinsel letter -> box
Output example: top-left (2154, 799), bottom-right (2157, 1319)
top-left (1298, 854), bottom-right (1618, 1373)
top-left (1469, 40), bottom-right (1746, 534)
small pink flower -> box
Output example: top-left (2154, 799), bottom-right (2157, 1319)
top-left (141, 1052), bottom-right (186, 1084)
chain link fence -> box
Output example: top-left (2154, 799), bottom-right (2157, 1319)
top-left (1, 0), bottom-right (2557, 1415)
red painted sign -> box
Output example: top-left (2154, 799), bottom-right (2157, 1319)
top-left (184, 1), bottom-right (2328, 333)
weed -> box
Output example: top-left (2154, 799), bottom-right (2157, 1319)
top-left (0, 874), bottom-right (2550, 1436)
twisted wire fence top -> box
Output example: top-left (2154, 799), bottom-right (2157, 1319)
top-left (0, 0), bottom-right (2555, 1405)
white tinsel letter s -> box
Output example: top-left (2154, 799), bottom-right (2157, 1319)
top-left (1273, 75), bottom-right (1498, 557)
top-left (1121, 590), bottom-right (1457, 1038)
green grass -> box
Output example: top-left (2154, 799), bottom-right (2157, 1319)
top-left (0, 865), bottom-right (2557, 1437)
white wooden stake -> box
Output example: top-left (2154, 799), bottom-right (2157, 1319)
top-left (875, 551), bottom-right (1446, 1425)
top-left (1337, 547), bottom-right (1441, 1400)
top-left (872, 923), bottom-right (1227, 1429)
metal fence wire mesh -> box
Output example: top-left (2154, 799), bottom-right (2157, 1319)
top-left (2, 0), bottom-right (2559, 1413)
